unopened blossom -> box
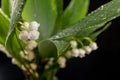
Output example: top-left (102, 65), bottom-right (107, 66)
top-left (26, 51), bottom-right (35, 61)
top-left (30, 63), bottom-right (37, 70)
top-left (70, 40), bottom-right (77, 48)
top-left (65, 51), bottom-right (72, 58)
top-left (58, 57), bottom-right (66, 68)
top-left (21, 65), bottom-right (27, 71)
top-left (29, 21), bottom-right (40, 31)
top-left (19, 30), bottom-right (29, 41)
top-left (20, 51), bottom-right (35, 61)
top-left (72, 48), bottom-right (80, 57)
top-left (25, 41), bottom-right (37, 51)
top-left (34, 72), bottom-right (39, 78)
top-left (0, 44), bottom-right (12, 58)
top-left (28, 30), bottom-right (40, 40)
top-left (78, 48), bottom-right (86, 58)
top-left (12, 58), bottom-right (19, 65)
top-left (84, 46), bottom-right (92, 54)
top-left (89, 42), bottom-right (98, 50)
top-left (23, 22), bottom-right (30, 29)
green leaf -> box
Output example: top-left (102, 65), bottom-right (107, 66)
top-left (5, 0), bottom-right (26, 44)
top-left (53, 0), bottom-right (63, 34)
top-left (1, 0), bottom-right (10, 17)
top-left (38, 40), bottom-right (57, 59)
top-left (48, 0), bottom-right (120, 54)
top-left (6, 30), bottom-right (25, 62)
top-left (22, 0), bottom-right (57, 40)
top-left (0, 10), bottom-right (9, 44)
top-left (0, 10), bottom-right (25, 62)
top-left (62, 0), bottom-right (89, 27)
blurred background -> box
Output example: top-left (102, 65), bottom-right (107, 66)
top-left (0, 0), bottom-right (120, 80)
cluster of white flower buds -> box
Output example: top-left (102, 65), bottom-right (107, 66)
top-left (11, 21), bottom-right (40, 77)
top-left (21, 63), bottom-right (38, 78)
top-left (19, 21), bottom-right (40, 42)
top-left (65, 39), bottom-right (98, 58)
top-left (18, 21), bottom-right (40, 61)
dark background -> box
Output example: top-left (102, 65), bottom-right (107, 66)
top-left (0, 0), bottom-right (120, 80)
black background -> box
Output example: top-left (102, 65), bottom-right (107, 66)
top-left (0, 0), bottom-right (120, 80)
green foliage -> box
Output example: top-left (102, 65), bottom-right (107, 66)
top-left (1, 0), bottom-right (120, 79)
top-left (49, 0), bottom-right (120, 55)
top-left (5, 0), bottom-right (26, 44)
top-left (62, 0), bottom-right (89, 27)
top-left (2, 0), bottom-right (10, 17)
top-left (0, 10), bottom-right (9, 44)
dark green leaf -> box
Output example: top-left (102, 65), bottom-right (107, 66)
top-left (62, 0), bottom-right (89, 27)
top-left (38, 40), bottom-right (57, 59)
top-left (5, 0), bottom-right (26, 44)
top-left (22, 0), bottom-right (57, 40)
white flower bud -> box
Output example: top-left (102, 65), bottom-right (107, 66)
top-left (34, 72), bottom-right (39, 78)
top-left (84, 46), bottom-right (92, 54)
top-left (0, 44), bottom-right (12, 58)
top-left (72, 48), bottom-right (80, 57)
top-left (29, 21), bottom-right (40, 31)
top-left (65, 51), bottom-right (72, 58)
top-left (89, 42), bottom-right (98, 50)
top-left (78, 48), bottom-right (86, 58)
top-left (26, 51), bottom-right (35, 61)
top-left (23, 22), bottom-right (30, 29)
top-left (25, 41), bottom-right (37, 51)
top-left (45, 64), bottom-right (50, 69)
top-left (30, 63), bottom-right (37, 70)
top-left (58, 57), bottom-right (66, 68)
top-left (70, 40), bottom-right (77, 48)
top-left (21, 65), bottom-right (27, 71)
top-left (19, 30), bottom-right (29, 41)
top-left (12, 58), bottom-right (19, 65)
top-left (28, 30), bottom-right (40, 40)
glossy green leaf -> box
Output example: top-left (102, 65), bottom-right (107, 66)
top-left (48, 0), bottom-right (120, 54)
top-left (62, 0), bottom-right (89, 27)
top-left (1, 0), bottom-right (10, 17)
top-left (0, 10), bottom-right (9, 44)
top-left (5, 0), bottom-right (26, 44)
top-left (22, 0), bottom-right (57, 40)
top-left (53, 0), bottom-right (63, 34)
